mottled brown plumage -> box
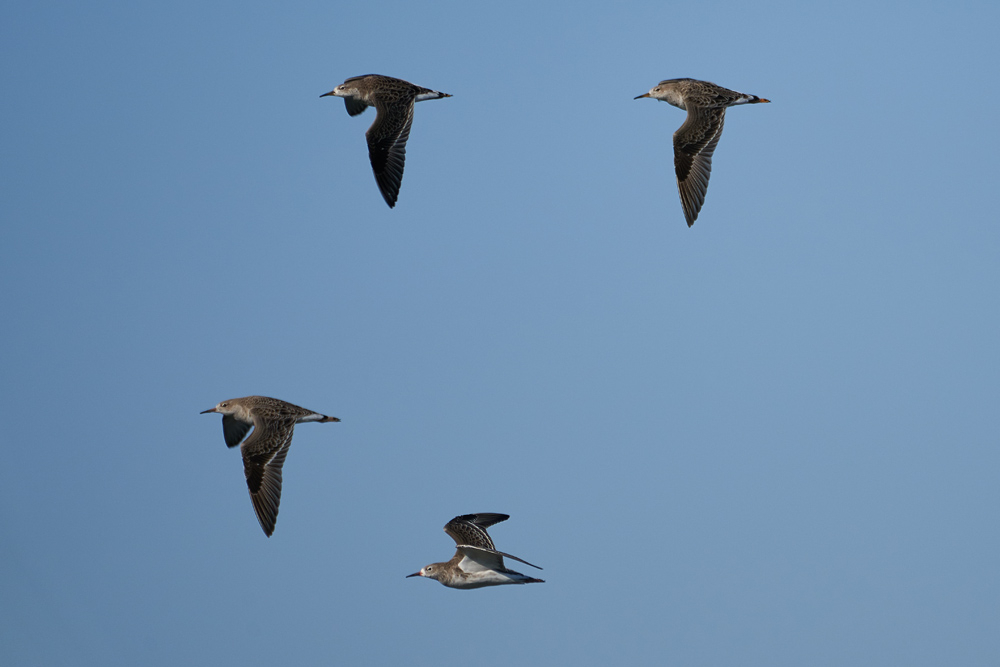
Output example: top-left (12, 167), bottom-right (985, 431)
top-left (636, 78), bottom-right (770, 226)
top-left (406, 513), bottom-right (544, 589)
top-left (201, 396), bottom-right (339, 537)
top-left (321, 74), bottom-right (451, 208)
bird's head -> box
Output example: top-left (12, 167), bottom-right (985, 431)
top-left (320, 82), bottom-right (355, 99)
top-left (200, 399), bottom-right (245, 419)
top-left (406, 562), bottom-right (445, 582)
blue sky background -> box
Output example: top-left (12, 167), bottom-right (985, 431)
top-left (2, 0), bottom-right (998, 665)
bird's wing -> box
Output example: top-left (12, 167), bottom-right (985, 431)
top-left (344, 96), bottom-right (369, 117)
top-left (455, 545), bottom-right (504, 572)
top-left (222, 415), bottom-right (253, 448)
top-left (444, 513), bottom-right (510, 549)
top-left (456, 545), bottom-right (543, 572)
top-left (240, 416), bottom-right (296, 537)
top-left (673, 107), bottom-right (726, 226)
top-left (365, 96), bottom-right (416, 208)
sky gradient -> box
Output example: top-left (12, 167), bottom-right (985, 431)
top-left (2, 1), bottom-right (999, 665)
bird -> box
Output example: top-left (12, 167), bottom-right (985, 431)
top-left (200, 396), bottom-right (339, 537)
top-left (321, 74), bottom-right (451, 208)
top-left (635, 78), bottom-right (770, 226)
top-left (406, 513), bottom-right (544, 589)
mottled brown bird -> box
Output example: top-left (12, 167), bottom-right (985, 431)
top-left (322, 74), bottom-right (451, 208)
top-left (636, 78), bottom-right (770, 226)
top-left (201, 396), bottom-right (339, 537)
top-left (406, 513), bottom-right (544, 589)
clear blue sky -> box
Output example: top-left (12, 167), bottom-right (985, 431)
top-left (2, 1), bottom-right (998, 665)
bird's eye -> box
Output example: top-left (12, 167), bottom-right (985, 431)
top-left (221, 402), bottom-right (228, 407)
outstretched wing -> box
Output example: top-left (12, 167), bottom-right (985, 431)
top-left (444, 513), bottom-right (510, 549)
top-left (456, 545), bottom-right (544, 573)
top-left (240, 417), bottom-right (296, 537)
top-left (673, 107), bottom-right (726, 226)
top-left (365, 96), bottom-right (416, 208)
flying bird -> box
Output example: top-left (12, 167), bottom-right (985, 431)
top-left (321, 74), bottom-right (451, 208)
top-left (201, 396), bottom-right (339, 537)
top-left (635, 78), bottom-right (770, 226)
top-left (407, 513), bottom-right (544, 589)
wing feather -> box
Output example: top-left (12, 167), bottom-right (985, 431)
top-left (366, 97), bottom-right (416, 208)
top-left (344, 96), bottom-right (368, 117)
top-left (444, 513), bottom-right (509, 549)
top-left (222, 415), bottom-right (252, 448)
top-left (673, 108), bottom-right (726, 226)
top-left (456, 545), bottom-right (543, 572)
top-left (240, 418), bottom-right (295, 537)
